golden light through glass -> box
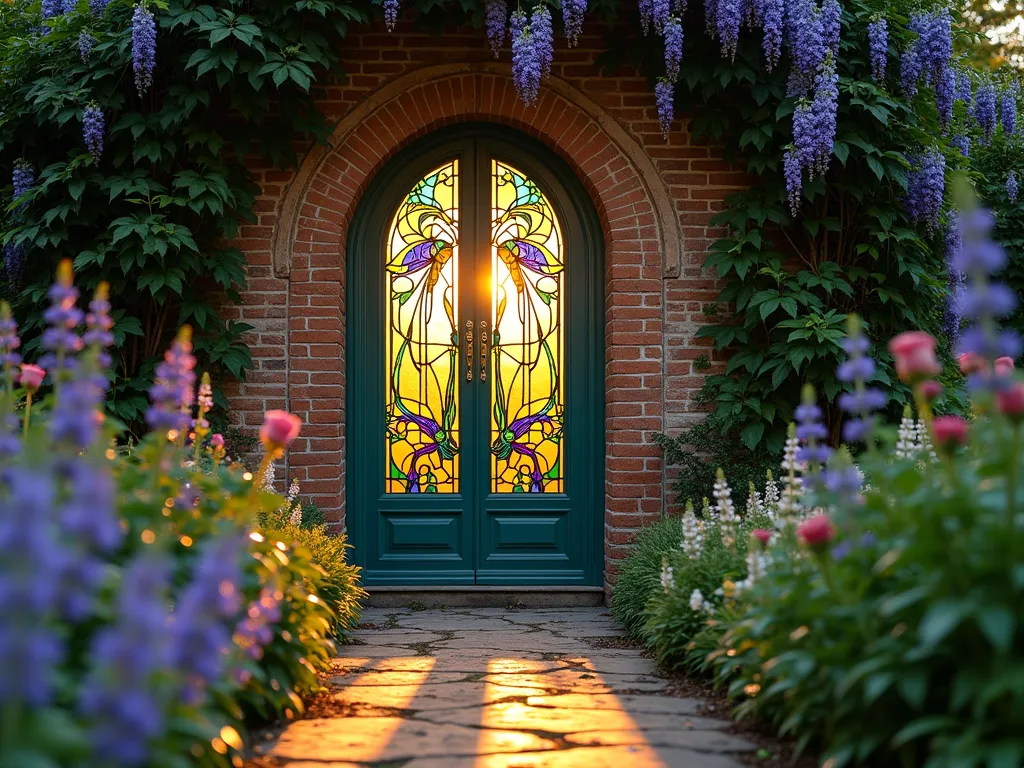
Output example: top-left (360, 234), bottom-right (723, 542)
top-left (384, 160), bottom-right (460, 494)
top-left (489, 160), bottom-right (565, 494)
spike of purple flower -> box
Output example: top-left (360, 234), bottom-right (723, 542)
top-left (41, 0), bottom-right (61, 21)
top-left (652, 0), bottom-right (670, 34)
top-left (562, 0), bottom-right (586, 46)
top-left (639, 0), bottom-right (653, 34)
top-left (147, 327), bottom-right (196, 433)
top-left (808, 56), bottom-right (838, 177)
top-left (715, 0), bottom-right (742, 60)
top-left (935, 66), bottom-right (954, 131)
top-left (40, 263), bottom-right (85, 380)
top-left (760, 0), bottom-right (783, 71)
top-left (78, 31), bottom-right (94, 61)
top-left (975, 83), bottom-right (998, 141)
top-left (903, 149), bottom-right (945, 234)
top-left (383, 0), bottom-right (399, 30)
top-left (89, 0), bottom-right (109, 13)
top-left (956, 70), bottom-right (972, 105)
top-left (84, 283), bottom-right (114, 369)
top-left (485, 0), bottom-right (507, 56)
top-left (950, 133), bottom-right (969, 157)
top-left (131, 4), bottom-right (157, 97)
top-left (0, 303), bottom-right (20, 375)
top-left (787, 0), bottom-right (825, 86)
top-left (531, 5), bottom-right (553, 78)
top-left (944, 218), bottom-right (964, 344)
top-left (664, 16), bottom-right (683, 82)
top-left (899, 46), bottom-right (921, 98)
top-left (512, 23), bottom-right (540, 106)
top-left (12, 159), bottom-right (34, 214)
top-left (819, 0), bottom-right (841, 56)
top-left (704, 0), bottom-right (717, 35)
top-left (1008, 171), bottom-right (1019, 203)
top-left (655, 78), bottom-right (674, 138)
top-left (867, 17), bottom-right (887, 84)
top-left (82, 102), bottom-right (104, 163)
top-left (1001, 84), bottom-right (1018, 136)
top-left (61, 0), bottom-right (77, 12)
top-left (784, 147), bottom-right (802, 216)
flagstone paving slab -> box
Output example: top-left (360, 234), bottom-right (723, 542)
top-left (257, 607), bottom-right (754, 768)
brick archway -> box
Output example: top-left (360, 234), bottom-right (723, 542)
top-left (269, 63), bottom-right (673, 591)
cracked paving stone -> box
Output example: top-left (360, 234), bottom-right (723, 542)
top-left (256, 608), bottom-right (756, 767)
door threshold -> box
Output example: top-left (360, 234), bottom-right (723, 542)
top-left (364, 585), bottom-right (605, 608)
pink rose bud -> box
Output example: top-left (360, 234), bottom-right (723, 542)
top-left (19, 363), bottom-right (45, 393)
top-left (995, 356), bottom-right (1015, 377)
top-left (888, 332), bottom-right (941, 382)
top-left (210, 433), bottom-right (225, 448)
top-left (958, 352), bottom-right (986, 375)
top-left (798, 515), bottom-right (834, 547)
top-left (932, 416), bottom-right (968, 448)
top-left (752, 529), bottom-right (772, 548)
top-left (918, 380), bottom-right (942, 402)
top-left (260, 410), bottom-right (301, 449)
top-left (996, 382), bottom-right (1024, 419)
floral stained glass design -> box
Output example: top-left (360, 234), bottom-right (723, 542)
top-left (385, 161), bottom-right (460, 493)
top-left (490, 161), bottom-right (565, 493)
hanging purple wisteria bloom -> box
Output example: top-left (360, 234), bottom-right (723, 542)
top-left (867, 17), bottom-right (887, 84)
top-left (41, 0), bottom-right (61, 22)
top-left (651, 0), bottom-right (670, 34)
top-left (531, 5), bottom-right (553, 79)
top-left (485, 0), bottom-right (506, 57)
top-left (792, 99), bottom-right (816, 170)
top-left (11, 159), bottom-right (34, 214)
top-left (786, 0), bottom-right (824, 94)
top-left (61, 0), bottom-right (77, 12)
top-left (512, 27), bottom-right (540, 106)
top-left (808, 57), bottom-right (839, 177)
top-left (510, 7), bottom-right (527, 40)
top-left (78, 31), bottom-right (94, 62)
top-left (639, 0), bottom-right (653, 34)
top-left (943, 218), bottom-right (963, 345)
top-left (819, 0), bottom-right (841, 57)
top-left (131, 4), bottom-right (157, 97)
top-left (950, 133), bottom-right (970, 157)
top-left (89, 0), bottom-right (109, 13)
top-left (784, 147), bottom-right (802, 216)
top-left (955, 69), bottom-right (973, 106)
top-left (899, 46), bottom-right (921, 98)
top-left (704, 0), bottom-right (717, 36)
top-left (383, 0), bottom-right (399, 31)
top-left (664, 16), bottom-right (683, 82)
top-left (563, 0), bottom-right (586, 46)
top-left (1001, 84), bottom-right (1018, 136)
top-left (917, 9), bottom-right (951, 86)
top-left (760, 0), bottom-right (783, 71)
top-left (1008, 171), bottom-right (1019, 203)
top-left (715, 0), bottom-right (742, 60)
top-left (82, 102), bottom-right (104, 163)
top-left (975, 83), bottom-right (998, 141)
top-left (904, 149), bottom-right (945, 234)
top-left (935, 66), bottom-right (954, 131)
top-left (655, 78), bottom-right (674, 138)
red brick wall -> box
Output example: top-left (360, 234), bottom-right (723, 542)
top-left (225, 20), bottom-right (747, 591)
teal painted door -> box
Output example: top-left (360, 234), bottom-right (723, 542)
top-left (348, 125), bottom-right (603, 586)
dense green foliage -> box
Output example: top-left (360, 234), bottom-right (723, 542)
top-left (0, 0), bottom-right (372, 435)
top-left (609, 517), bottom-right (681, 638)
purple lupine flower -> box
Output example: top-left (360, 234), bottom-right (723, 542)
top-left (950, 133), bottom-right (970, 157)
top-left (935, 66), bottom-right (954, 130)
top-left (89, 0), bottom-right (109, 13)
top-left (82, 102), bottom-right (104, 162)
top-left (794, 399), bottom-right (831, 465)
top-left (59, 461), bottom-right (121, 553)
top-left (0, 304), bottom-right (20, 372)
top-left (512, 22), bottom-right (540, 106)
top-left (822, 465), bottom-right (861, 504)
top-left (819, 0), bottom-right (841, 56)
top-left (235, 588), bottom-right (283, 661)
top-left (78, 31), bottom-right (94, 62)
top-left (0, 471), bottom-right (65, 707)
top-left (131, 4), bottom-right (157, 97)
top-left (715, 0), bottom-right (742, 60)
top-left (39, 265), bottom-right (85, 379)
top-left (760, 0), bottom-right (783, 71)
top-left (54, 541), bottom-right (104, 621)
top-left (84, 283), bottom-right (114, 368)
top-left (664, 16), bottom-right (683, 82)
top-left (652, 0), bottom-right (670, 34)
top-left (485, 0), bottom-right (506, 57)
top-left (562, 0), bottom-right (586, 46)
top-left (836, 323), bottom-right (886, 443)
top-left (1001, 84), bottom-right (1018, 135)
top-left (531, 5), bottom-right (553, 78)
top-left (944, 218), bottom-right (964, 344)
top-left (639, 0), bottom-right (653, 34)
top-left (655, 78), bottom-right (674, 138)
top-left (867, 17), bottom-right (887, 84)
top-left (383, 0), bottom-right (399, 30)
top-left (170, 533), bottom-right (244, 704)
top-left (953, 208), bottom-right (1023, 373)
top-left (784, 147), bottom-right (802, 216)
top-left (79, 555), bottom-right (171, 767)
top-left (903, 149), bottom-right (945, 234)
top-left (146, 328), bottom-right (197, 433)
top-left (50, 376), bottom-right (105, 449)
top-left (899, 46), bottom-right (921, 98)
top-left (975, 83), bottom-right (998, 141)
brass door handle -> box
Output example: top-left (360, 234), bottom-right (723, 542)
top-left (479, 322), bottom-right (488, 382)
top-left (465, 321), bottom-right (473, 382)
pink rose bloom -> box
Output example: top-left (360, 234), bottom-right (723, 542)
top-left (918, 380), bottom-right (942, 402)
top-left (888, 332), bottom-right (940, 381)
top-left (798, 515), bottom-right (834, 547)
top-left (996, 382), bottom-right (1024, 418)
top-left (995, 356), bottom-right (1015, 376)
top-left (210, 433), bottom-right (225, 448)
top-left (751, 529), bottom-right (772, 547)
top-left (19, 363), bottom-right (45, 393)
top-left (260, 410), bottom-right (301, 449)
top-left (958, 352), bottom-right (986, 375)
top-left (932, 416), bottom-right (968, 447)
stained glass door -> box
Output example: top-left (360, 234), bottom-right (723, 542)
top-left (348, 126), bottom-right (602, 586)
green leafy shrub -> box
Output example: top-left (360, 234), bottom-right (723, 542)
top-left (610, 517), bottom-right (681, 638)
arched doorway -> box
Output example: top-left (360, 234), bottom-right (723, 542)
top-left (347, 124), bottom-right (604, 586)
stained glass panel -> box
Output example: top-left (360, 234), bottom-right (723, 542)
top-left (490, 160), bottom-right (565, 493)
top-left (385, 161), bottom-right (460, 494)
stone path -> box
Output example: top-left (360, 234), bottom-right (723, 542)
top-left (253, 607), bottom-right (756, 767)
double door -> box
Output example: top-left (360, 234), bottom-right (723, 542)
top-left (347, 126), bottom-right (602, 585)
